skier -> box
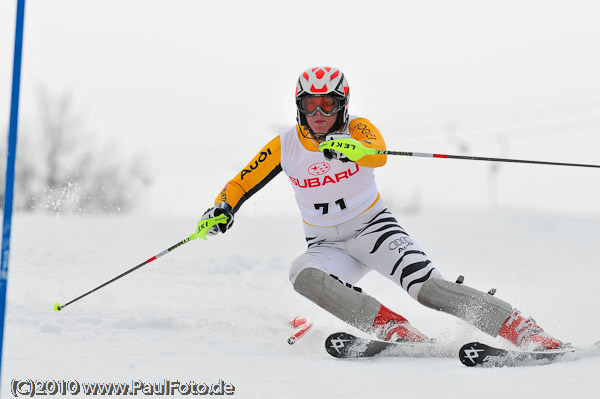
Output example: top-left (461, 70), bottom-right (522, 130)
top-left (200, 66), bottom-right (565, 350)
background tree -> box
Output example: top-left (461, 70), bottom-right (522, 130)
top-left (1, 88), bottom-right (151, 213)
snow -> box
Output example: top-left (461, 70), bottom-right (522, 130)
top-left (2, 208), bottom-right (600, 398)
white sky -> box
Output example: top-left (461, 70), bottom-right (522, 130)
top-left (1, 0), bottom-right (600, 216)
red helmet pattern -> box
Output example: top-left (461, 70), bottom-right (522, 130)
top-left (296, 67), bottom-right (349, 99)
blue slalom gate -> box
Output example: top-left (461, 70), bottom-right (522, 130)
top-left (1, 0), bottom-right (27, 389)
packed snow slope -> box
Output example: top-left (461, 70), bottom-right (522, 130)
top-left (3, 208), bottom-right (600, 398)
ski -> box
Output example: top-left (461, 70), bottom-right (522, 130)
top-left (459, 341), bottom-right (600, 367)
top-left (325, 332), bottom-right (447, 359)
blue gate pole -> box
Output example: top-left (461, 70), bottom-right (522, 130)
top-left (1, 0), bottom-right (27, 388)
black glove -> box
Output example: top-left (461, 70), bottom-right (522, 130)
top-left (200, 202), bottom-right (234, 237)
top-left (323, 133), bottom-right (351, 163)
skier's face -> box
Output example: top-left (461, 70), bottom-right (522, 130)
top-left (307, 111), bottom-right (338, 139)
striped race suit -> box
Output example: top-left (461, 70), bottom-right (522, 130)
top-left (215, 115), bottom-right (442, 300)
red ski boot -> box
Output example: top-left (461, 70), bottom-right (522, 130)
top-left (372, 305), bottom-right (429, 342)
top-left (498, 309), bottom-right (566, 351)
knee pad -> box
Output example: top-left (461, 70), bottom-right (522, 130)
top-left (417, 278), bottom-right (513, 336)
top-left (293, 268), bottom-right (380, 331)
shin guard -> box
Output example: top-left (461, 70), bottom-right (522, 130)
top-left (417, 278), bottom-right (513, 336)
top-left (293, 268), bottom-right (380, 331)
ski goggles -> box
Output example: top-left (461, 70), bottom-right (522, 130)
top-left (298, 96), bottom-right (342, 117)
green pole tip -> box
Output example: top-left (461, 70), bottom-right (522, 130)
top-left (54, 303), bottom-right (63, 312)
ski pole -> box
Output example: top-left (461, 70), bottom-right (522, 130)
top-left (372, 150), bottom-right (600, 169)
top-left (53, 214), bottom-right (229, 312)
top-left (319, 139), bottom-right (600, 168)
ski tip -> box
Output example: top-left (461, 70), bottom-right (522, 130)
top-left (459, 342), bottom-right (495, 367)
top-left (325, 332), bottom-right (356, 358)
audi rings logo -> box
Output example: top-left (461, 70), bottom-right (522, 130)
top-left (308, 162), bottom-right (331, 176)
top-left (389, 236), bottom-right (411, 251)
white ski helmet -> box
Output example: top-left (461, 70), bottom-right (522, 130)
top-left (295, 66), bottom-right (350, 139)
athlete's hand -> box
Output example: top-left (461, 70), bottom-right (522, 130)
top-left (322, 134), bottom-right (352, 162)
top-left (319, 135), bottom-right (375, 162)
top-left (195, 202), bottom-right (234, 240)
